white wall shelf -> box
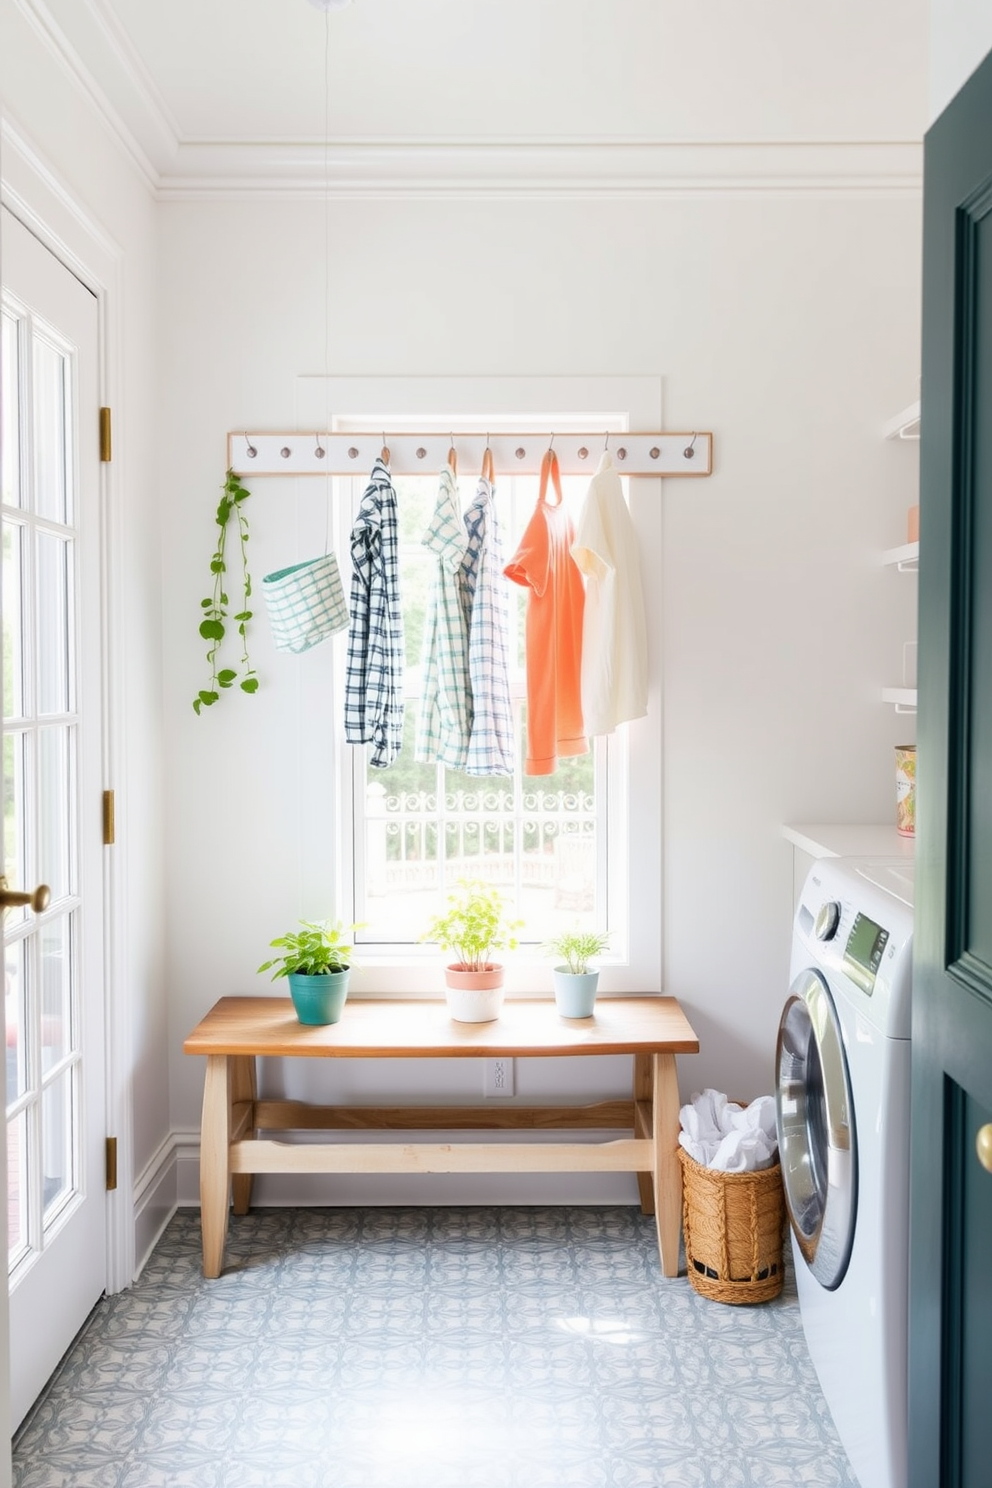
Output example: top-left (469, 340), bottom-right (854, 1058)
top-left (882, 540), bottom-right (920, 571)
top-left (783, 823), bottom-right (915, 859)
top-left (882, 686), bottom-right (918, 712)
top-left (882, 400), bottom-right (921, 440)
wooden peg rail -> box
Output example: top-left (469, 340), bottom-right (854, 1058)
top-left (226, 430), bottom-right (713, 478)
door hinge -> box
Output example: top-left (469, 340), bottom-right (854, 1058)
top-left (106, 1136), bottom-right (118, 1191)
top-left (102, 789), bottom-right (115, 846)
top-left (99, 407), bottom-right (112, 462)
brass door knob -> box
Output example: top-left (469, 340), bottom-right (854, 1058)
top-left (978, 1124), bottom-right (992, 1175)
top-left (0, 876), bottom-right (50, 914)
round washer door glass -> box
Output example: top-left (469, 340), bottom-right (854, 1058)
top-left (775, 968), bottom-right (857, 1290)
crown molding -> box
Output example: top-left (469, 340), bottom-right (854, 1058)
top-left (8, 0), bottom-right (923, 203)
top-left (79, 0), bottom-right (183, 155)
top-left (11, 0), bottom-right (162, 191)
top-left (158, 138), bottom-right (922, 201)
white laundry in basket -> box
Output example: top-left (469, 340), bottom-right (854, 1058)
top-left (678, 1089), bottom-right (778, 1172)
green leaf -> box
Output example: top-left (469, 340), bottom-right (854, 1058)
top-left (209, 559), bottom-right (226, 574)
top-left (198, 689), bottom-right (219, 707)
top-left (220, 593), bottom-right (229, 606)
top-left (192, 697), bottom-right (202, 715)
top-left (216, 497), bottom-right (233, 525)
top-left (199, 619), bottom-right (225, 641)
top-left (234, 611), bottom-right (252, 622)
top-left (240, 676), bottom-right (259, 694)
top-left (200, 598), bottom-right (213, 609)
top-left (217, 669), bottom-right (237, 683)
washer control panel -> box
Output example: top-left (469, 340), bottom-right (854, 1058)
top-left (792, 856), bottom-right (914, 1039)
top-left (841, 912), bottom-right (890, 996)
top-left (814, 901), bottom-right (841, 941)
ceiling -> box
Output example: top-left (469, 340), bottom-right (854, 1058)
top-left (12, 0), bottom-right (928, 193)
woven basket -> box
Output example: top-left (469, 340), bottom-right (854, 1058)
top-left (679, 1146), bottom-right (785, 1305)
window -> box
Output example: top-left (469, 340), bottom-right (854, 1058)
top-left (341, 457), bottom-right (620, 954)
top-left (300, 376), bottom-right (662, 993)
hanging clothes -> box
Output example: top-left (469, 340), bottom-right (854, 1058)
top-left (460, 467), bottom-right (514, 777)
top-left (571, 450), bottom-right (648, 735)
top-left (344, 456), bottom-right (404, 769)
top-left (504, 450), bottom-right (587, 776)
top-left (416, 465), bottom-right (472, 768)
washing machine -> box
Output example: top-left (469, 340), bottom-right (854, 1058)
top-left (776, 855), bottom-right (914, 1488)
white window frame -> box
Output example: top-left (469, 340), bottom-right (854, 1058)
top-left (296, 376), bottom-right (664, 995)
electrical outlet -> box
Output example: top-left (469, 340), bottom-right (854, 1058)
top-left (484, 1057), bottom-right (514, 1097)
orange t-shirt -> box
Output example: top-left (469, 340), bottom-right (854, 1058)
top-left (504, 451), bottom-right (587, 775)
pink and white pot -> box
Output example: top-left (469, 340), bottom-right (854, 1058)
top-left (443, 964), bottom-right (505, 1022)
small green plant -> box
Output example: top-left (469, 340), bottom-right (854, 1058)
top-left (193, 469), bottom-right (258, 714)
top-left (423, 881), bottom-right (522, 972)
top-left (257, 920), bottom-right (360, 979)
top-left (545, 928), bottom-right (610, 976)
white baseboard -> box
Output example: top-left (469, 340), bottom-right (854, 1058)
top-left (132, 1132), bottom-right (179, 1278)
top-left (171, 1127), bottom-right (640, 1211)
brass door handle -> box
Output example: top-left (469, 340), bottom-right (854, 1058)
top-left (978, 1125), bottom-right (992, 1175)
top-left (0, 876), bottom-right (50, 914)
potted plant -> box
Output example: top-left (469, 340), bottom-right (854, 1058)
top-left (258, 919), bottom-right (359, 1026)
top-left (423, 880), bottom-right (522, 1022)
top-left (545, 929), bottom-right (610, 1018)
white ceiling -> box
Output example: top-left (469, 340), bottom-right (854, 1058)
top-left (14, 0), bottom-right (929, 191)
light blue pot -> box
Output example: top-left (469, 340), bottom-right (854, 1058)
top-left (287, 969), bottom-right (350, 1026)
top-left (552, 968), bottom-right (599, 1019)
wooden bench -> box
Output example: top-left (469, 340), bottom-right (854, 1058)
top-left (183, 995), bottom-right (700, 1279)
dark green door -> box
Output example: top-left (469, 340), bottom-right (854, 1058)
top-left (910, 43), bottom-right (992, 1488)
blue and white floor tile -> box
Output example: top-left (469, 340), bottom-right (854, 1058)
top-left (13, 1207), bottom-right (858, 1488)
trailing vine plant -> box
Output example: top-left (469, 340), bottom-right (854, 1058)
top-left (193, 469), bottom-right (259, 713)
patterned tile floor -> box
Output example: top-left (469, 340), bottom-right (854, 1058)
top-left (13, 1207), bottom-right (858, 1488)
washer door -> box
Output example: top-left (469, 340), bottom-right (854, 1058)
top-left (775, 968), bottom-right (857, 1290)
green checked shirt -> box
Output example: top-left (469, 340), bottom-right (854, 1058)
top-left (416, 466), bottom-right (473, 768)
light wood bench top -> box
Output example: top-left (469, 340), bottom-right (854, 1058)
top-left (183, 995), bottom-right (700, 1060)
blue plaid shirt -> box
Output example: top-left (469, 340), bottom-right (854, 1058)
top-left (345, 458), bottom-right (404, 769)
top-left (459, 476), bottom-right (514, 776)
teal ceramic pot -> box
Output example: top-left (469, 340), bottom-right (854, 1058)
top-left (552, 968), bottom-right (599, 1019)
top-left (287, 969), bottom-right (350, 1025)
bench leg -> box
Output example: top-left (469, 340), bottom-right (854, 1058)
top-left (633, 1053), bottom-right (655, 1215)
top-left (231, 1055), bottom-right (257, 1216)
top-left (200, 1054), bottom-right (232, 1278)
top-left (652, 1052), bottom-right (682, 1277)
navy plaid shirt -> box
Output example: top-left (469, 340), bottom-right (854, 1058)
top-left (345, 458), bottom-right (404, 768)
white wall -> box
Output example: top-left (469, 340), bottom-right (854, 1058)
top-left (0, 1), bottom-right (168, 1254)
top-left (929, 0), bottom-right (992, 120)
top-left (0, 0), bottom-right (928, 1238)
top-left (160, 184), bottom-right (921, 1191)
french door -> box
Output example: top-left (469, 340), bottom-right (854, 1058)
top-left (1, 206), bottom-right (106, 1433)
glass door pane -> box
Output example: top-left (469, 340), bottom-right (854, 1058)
top-left (3, 299), bottom-right (83, 1275)
top-left (3, 199), bottom-right (106, 1435)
